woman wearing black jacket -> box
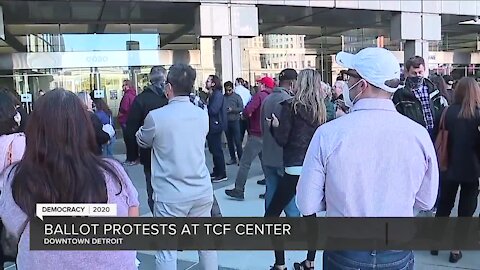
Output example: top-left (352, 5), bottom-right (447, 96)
top-left (266, 69), bottom-right (333, 270)
top-left (2, 87), bottom-right (28, 132)
top-left (77, 92), bottom-right (110, 155)
top-left (432, 77), bottom-right (480, 263)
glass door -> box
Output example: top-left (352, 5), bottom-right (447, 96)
top-left (97, 67), bottom-right (128, 116)
top-left (133, 68), bottom-right (150, 93)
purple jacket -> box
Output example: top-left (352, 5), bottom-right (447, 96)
top-left (118, 88), bottom-right (136, 126)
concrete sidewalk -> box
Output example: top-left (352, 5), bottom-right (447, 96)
top-left (203, 176), bottom-right (480, 270)
top-left (119, 151), bottom-right (480, 270)
top-left (5, 147), bottom-right (476, 270)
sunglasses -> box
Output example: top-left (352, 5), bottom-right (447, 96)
top-left (344, 69), bottom-right (362, 80)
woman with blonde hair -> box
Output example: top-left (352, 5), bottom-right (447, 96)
top-left (266, 69), bottom-right (333, 270)
top-left (432, 77), bottom-right (480, 263)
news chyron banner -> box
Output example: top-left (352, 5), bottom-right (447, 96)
top-left (33, 204), bottom-right (480, 250)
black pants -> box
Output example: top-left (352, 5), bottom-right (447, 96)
top-left (436, 180), bottom-right (479, 217)
top-left (265, 173), bottom-right (316, 265)
top-left (225, 120), bottom-right (243, 161)
top-left (122, 125), bottom-right (139, 162)
top-left (435, 180), bottom-right (479, 248)
top-left (207, 132), bottom-right (226, 177)
top-left (240, 119), bottom-right (248, 144)
top-left (143, 165), bottom-right (154, 214)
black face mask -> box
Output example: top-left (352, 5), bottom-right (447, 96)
top-left (151, 81), bottom-right (165, 96)
top-left (405, 76), bottom-right (424, 89)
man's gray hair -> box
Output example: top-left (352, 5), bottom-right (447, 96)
top-left (149, 66), bottom-right (167, 83)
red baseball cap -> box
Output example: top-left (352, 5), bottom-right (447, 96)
top-left (256, 76), bottom-right (275, 89)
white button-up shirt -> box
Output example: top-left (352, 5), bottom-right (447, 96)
top-left (297, 98), bottom-right (439, 217)
top-left (234, 85), bottom-right (252, 108)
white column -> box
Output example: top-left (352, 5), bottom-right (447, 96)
top-left (404, 40), bottom-right (430, 70)
top-left (213, 36), bottom-right (242, 83)
top-left (0, 6), bottom-right (4, 40)
top-left (391, 12), bottom-right (441, 74)
top-left (231, 37), bottom-right (242, 82)
top-left (196, 3), bottom-right (258, 83)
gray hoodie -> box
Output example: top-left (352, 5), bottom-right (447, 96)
top-left (260, 87), bottom-right (292, 168)
top-left (224, 92), bottom-right (243, 121)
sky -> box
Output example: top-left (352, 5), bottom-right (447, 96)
top-left (62, 34), bottom-right (159, 52)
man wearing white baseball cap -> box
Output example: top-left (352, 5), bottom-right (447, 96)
top-left (296, 47), bottom-right (439, 269)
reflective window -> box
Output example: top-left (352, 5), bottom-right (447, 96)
top-left (62, 34), bottom-right (159, 51)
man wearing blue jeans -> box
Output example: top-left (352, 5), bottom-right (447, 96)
top-left (261, 69), bottom-right (300, 215)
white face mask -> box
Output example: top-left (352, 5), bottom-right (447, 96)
top-left (343, 79), bottom-right (365, 108)
top-left (13, 110), bottom-right (21, 127)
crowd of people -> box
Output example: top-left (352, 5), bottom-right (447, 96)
top-left (0, 46), bottom-right (479, 270)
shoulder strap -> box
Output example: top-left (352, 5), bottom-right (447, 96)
top-left (4, 134), bottom-right (18, 167)
top-left (439, 107), bottom-right (449, 130)
top-left (6, 140), bottom-right (13, 166)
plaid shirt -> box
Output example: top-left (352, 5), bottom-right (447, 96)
top-left (412, 85), bottom-right (434, 130)
top-left (189, 93), bottom-right (207, 111)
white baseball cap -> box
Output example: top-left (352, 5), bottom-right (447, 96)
top-left (336, 47), bottom-right (401, 93)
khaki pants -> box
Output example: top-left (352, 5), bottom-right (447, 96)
top-left (154, 196), bottom-right (218, 270)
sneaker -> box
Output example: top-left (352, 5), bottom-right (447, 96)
top-left (210, 172), bottom-right (216, 179)
top-left (270, 266), bottom-right (287, 270)
top-left (122, 161), bottom-right (137, 166)
top-left (259, 193), bottom-right (265, 199)
top-left (226, 159), bottom-right (237, 165)
top-left (293, 260), bottom-right (313, 270)
top-left (449, 251), bottom-right (462, 263)
top-left (225, 189), bottom-right (244, 200)
top-left (257, 179), bottom-right (266, 185)
top-left (212, 175), bottom-right (227, 183)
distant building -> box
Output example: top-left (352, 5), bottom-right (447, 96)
top-left (240, 34), bottom-right (316, 83)
top-left (27, 34), bottom-right (65, 53)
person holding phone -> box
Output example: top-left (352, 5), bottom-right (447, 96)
top-left (223, 81), bottom-right (244, 165)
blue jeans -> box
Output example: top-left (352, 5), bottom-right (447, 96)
top-left (102, 136), bottom-right (115, 157)
top-left (323, 250), bottom-right (414, 270)
top-left (263, 166), bottom-right (300, 217)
